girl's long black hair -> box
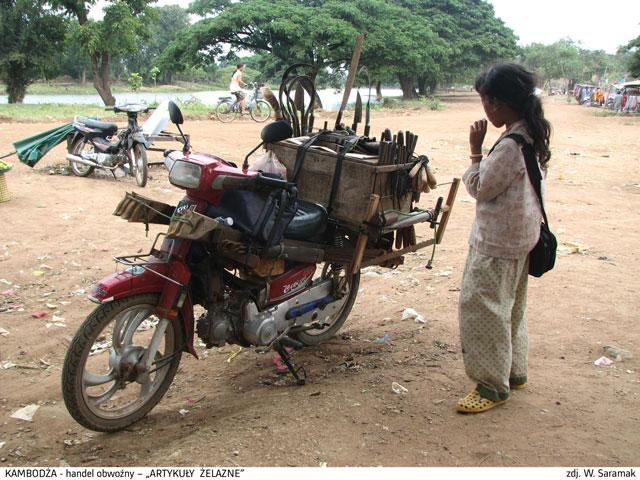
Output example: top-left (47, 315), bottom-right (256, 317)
top-left (475, 63), bottom-right (552, 168)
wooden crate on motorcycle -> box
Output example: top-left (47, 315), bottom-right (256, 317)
top-left (267, 139), bottom-right (413, 229)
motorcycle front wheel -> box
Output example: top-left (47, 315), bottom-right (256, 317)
top-left (69, 138), bottom-right (95, 177)
top-left (62, 293), bottom-right (183, 432)
top-left (291, 265), bottom-right (360, 346)
top-left (129, 144), bottom-right (148, 187)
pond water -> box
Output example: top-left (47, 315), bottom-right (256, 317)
top-left (0, 88), bottom-right (403, 111)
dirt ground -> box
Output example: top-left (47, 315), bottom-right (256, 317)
top-left (0, 94), bottom-right (638, 467)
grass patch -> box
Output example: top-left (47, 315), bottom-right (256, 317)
top-left (379, 96), bottom-right (445, 111)
top-left (0, 99), bottom-right (219, 123)
top-left (1, 81), bottom-right (223, 96)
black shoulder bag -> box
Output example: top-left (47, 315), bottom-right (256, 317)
top-left (503, 133), bottom-right (557, 277)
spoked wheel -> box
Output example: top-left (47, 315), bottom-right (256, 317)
top-left (250, 100), bottom-right (272, 122)
top-left (62, 294), bottom-right (183, 432)
top-left (291, 264), bottom-right (360, 346)
top-left (215, 101), bottom-right (237, 123)
top-left (69, 138), bottom-right (95, 177)
top-left (129, 144), bottom-right (148, 187)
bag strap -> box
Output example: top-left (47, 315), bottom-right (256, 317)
top-left (292, 132), bottom-right (324, 183)
top-left (491, 133), bottom-right (549, 226)
top-left (327, 135), bottom-right (360, 216)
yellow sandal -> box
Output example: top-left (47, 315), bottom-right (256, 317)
top-left (456, 390), bottom-right (506, 413)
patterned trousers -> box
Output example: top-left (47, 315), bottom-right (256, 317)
top-left (458, 247), bottom-right (529, 401)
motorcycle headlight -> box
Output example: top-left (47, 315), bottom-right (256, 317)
top-left (169, 160), bottom-right (201, 189)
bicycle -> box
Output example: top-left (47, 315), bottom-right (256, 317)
top-left (215, 83), bottom-right (272, 123)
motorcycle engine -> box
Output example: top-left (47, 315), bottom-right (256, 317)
top-left (82, 151), bottom-right (114, 166)
top-left (242, 301), bottom-right (278, 346)
top-left (195, 305), bottom-right (234, 348)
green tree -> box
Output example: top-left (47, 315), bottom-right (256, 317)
top-left (149, 66), bottom-right (160, 86)
top-left (623, 35), bottom-right (640, 78)
top-left (53, 0), bottom-right (154, 105)
top-left (127, 72), bottom-right (143, 91)
top-left (125, 4), bottom-right (190, 83)
top-left (0, 0), bottom-right (66, 103)
top-left (394, 0), bottom-right (518, 94)
top-left (321, 0), bottom-right (446, 99)
top-left (158, 0), bottom-right (358, 84)
top-left (520, 39), bottom-right (582, 84)
top-left (520, 39), bottom-right (631, 86)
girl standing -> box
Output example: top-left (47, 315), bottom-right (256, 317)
top-left (457, 64), bottom-right (552, 413)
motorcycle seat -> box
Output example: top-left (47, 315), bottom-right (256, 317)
top-left (284, 200), bottom-right (327, 240)
top-left (75, 117), bottom-right (118, 136)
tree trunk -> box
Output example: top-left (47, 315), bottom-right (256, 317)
top-left (376, 80), bottom-right (382, 101)
top-left (427, 78), bottom-right (437, 95)
top-left (5, 66), bottom-right (28, 103)
top-left (398, 75), bottom-right (417, 100)
top-left (80, 67), bottom-right (86, 85)
top-left (6, 79), bottom-right (27, 103)
top-left (91, 52), bottom-right (116, 106)
top-left (417, 76), bottom-right (427, 96)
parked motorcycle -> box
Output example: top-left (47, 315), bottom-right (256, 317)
top-left (61, 101), bottom-right (455, 432)
top-left (66, 104), bottom-right (152, 187)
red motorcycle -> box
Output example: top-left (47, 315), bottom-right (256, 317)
top-left (62, 101), bottom-right (456, 432)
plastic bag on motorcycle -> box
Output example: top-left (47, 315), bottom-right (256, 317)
top-left (252, 151), bottom-right (287, 180)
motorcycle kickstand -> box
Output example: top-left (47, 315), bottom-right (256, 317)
top-left (274, 342), bottom-right (307, 386)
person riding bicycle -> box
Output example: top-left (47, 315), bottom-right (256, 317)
top-left (229, 64), bottom-right (248, 112)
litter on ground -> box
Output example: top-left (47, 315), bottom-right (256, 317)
top-left (402, 307), bottom-right (426, 323)
top-left (10, 404), bottom-right (39, 422)
top-left (391, 382), bottom-right (409, 394)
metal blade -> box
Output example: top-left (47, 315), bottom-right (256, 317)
top-left (352, 91), bottom-right (362, 132)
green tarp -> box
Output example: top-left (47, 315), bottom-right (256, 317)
top-left (12, 123), bottom-right (74, 167)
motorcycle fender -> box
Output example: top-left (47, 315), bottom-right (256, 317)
top-left (67, 132), bottom-right (83, 150)
top-left (179, 295), bottom-right (197, 358)
top-left (131, 132), bottom-right (149, 149)
top-left (88, 264), bottom-right (170, 304)
top-left (154, 261), bottom-right (197, 358)
top-left (89, 263), bottom-right (198, 359)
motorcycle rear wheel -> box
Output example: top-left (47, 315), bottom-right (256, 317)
top-left (129, 144), bottom-right (148, 187)
top-left (69, 138), bottom-right (95, 177)
top-left (291, 265), bottom-right (360, 346)
top-left (61, 293), bottom-right (183, 432)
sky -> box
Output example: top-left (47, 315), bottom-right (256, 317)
top-left (90, 0), bottom-right (640, 54)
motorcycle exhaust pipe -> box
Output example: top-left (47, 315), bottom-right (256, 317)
top-left (66, 153), bottom-right (119, 171)
top-left (66, 153), bottom-right (99, 168)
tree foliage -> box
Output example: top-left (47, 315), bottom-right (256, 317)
top-left (0, 0), bottom-right (66, 103)
top-left (622, 35), bottom-right (640, 78)
top-left (160, 0), bottom-right (514, 99)
top-left (53, 0), bottom-right (154, 105)
top-left (520, 39), bottom-right (631, 86)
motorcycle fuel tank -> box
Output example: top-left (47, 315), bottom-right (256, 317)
top-left (268, 263), bottom-right (316, 305)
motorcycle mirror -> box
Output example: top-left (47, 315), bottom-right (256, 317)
top-left (260, 120), bottom-right (293, 144)
top-left (168, 101), bottom-right (184, 125)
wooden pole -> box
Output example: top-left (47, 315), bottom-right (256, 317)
top-left (350, 193), bottom-right (380, 276)
top-left (335, 33), bottom-right (365, 129)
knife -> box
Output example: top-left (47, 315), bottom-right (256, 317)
top-left (352, 91), bottom-right (362, 133)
